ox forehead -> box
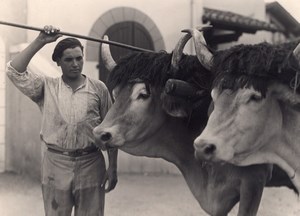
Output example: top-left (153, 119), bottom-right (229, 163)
top-left (107, 51), bottom-right (211, 92)
top-left (212, 41), bottom-right (300, 94)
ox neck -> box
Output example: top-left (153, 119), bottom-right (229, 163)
top-left (121, 117), bottom-right (195, 159)
top-left (120, 111), bottom-right (229, 209)
top-left (277, 105), bottom-right (300, 190)
top-left (120, 113), bottom-right (207, 166)
top-left (157, 115), bottom-right (207, 165)
top-left (119, 100), bottom-right (211, 203)
top-left (242, 103), bottom-right (300, 191)
top-left (139, 115), bottom-right (213, 205)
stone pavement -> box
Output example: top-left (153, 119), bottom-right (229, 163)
top-left (0, 172), bottom-right (299, 216)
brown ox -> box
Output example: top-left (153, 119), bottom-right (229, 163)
top-left (193, 32), bottom-right (300, 192)
top-left (93, 33), bottom-right (296, 216)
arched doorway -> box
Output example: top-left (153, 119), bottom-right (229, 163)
top-left (86, 7), bottom-right (165, 82)
top-left (98, 21), bottom-right (154, 84)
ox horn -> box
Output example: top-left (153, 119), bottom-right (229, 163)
top-left (101, 35), bottom-right (117, 72)
top-left (182, 27), bottom-right (213, 70)
top-left (171, 32), bottom-right (192, 71)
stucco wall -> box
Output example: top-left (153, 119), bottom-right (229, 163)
top-left (25, 0), bottom-right (204, 80)
top-left (27, 0), bottom-right (203, 55)
top-left (5, 77), bottom-right (42, 178)
top-left (0, 38), bottom-right (5, 172)
top-left (1, 0), bottom-right (45, 179)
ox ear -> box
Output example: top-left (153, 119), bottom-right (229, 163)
top-left (271, 84), bottom-right (300, 108)
top-left (162, 100), bottom-right (189, 118)
top-left (160, 92), bottom-right (190, 118)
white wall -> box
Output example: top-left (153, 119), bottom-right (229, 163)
top-left (0, 37), bottom-right (5, 172)
top-left (26, 0), bottom-right (203, 59)
top-left (0, 0), bottom-right (28, 174)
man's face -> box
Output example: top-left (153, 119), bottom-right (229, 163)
top-left (57, 46), bottom-right (84, 79)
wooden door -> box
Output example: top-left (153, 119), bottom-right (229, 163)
top-left (98, 21), bottom-right (154, 85)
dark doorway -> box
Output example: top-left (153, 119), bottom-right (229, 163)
top-left (98, 21), bottom-right (154, 85)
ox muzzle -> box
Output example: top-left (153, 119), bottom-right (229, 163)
top-left (194, 138), bottom-right (217, 161)
top-left (194, 135), bottom-right (236, 163)
top-left (93, 126), bottom-right (122, 150)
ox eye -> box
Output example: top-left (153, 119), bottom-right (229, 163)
top-left (137, 92), bottom-right (150, 100)
top-left (249, 93), bottom-right (263, 102)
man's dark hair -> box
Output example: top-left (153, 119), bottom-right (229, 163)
top-left (52, 37), bottom-right (84, 62)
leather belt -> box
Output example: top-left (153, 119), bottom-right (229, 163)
top-left (47, 147), bottom-right (99, 157)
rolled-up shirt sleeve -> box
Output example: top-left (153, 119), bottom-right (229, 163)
top-left (6, 61), bottom-right (44, 104)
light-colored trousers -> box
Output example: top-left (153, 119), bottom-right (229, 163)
top-left (42, 150), bottom-right (106, 216)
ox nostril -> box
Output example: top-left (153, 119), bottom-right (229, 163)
top-left (204, 144), bottom-right (216, 155)
top-left (100, 132), bottom-right (112, 142)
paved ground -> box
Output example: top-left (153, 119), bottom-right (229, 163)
top-left (0, 172), bottom-right (299, 216)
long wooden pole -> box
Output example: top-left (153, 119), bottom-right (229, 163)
top-left (0, 20), bottom-right (155, 53)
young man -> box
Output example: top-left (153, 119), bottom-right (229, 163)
top-left (6, 25), bottom-right (118, 216)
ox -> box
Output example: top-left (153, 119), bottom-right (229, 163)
top-left (193, 30), bottom-right (300, 192)
top-left (94, 33), bottom-right (296, 216)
